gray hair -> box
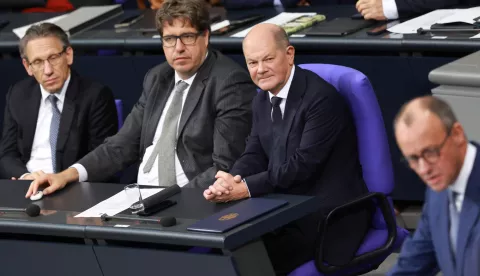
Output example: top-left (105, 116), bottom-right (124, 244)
top-left (19, 23), bottom-right (70, 60)
top-left (394, 95), bottom-right (458, 133)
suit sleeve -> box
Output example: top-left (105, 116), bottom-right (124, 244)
top-left (387, 193), bottom-right (440, 276)
top-left (185, 70), bottom-right (257, 188)
top-left (77, 71), bottom-right (155, 182)
top-left (244, 90), bottom-right (349, 196)
top-left (87, 86), bottom-right (118, 151)
top-left (0, 86), bottom-right (29, 178)
top-left (229, 98), bottom-right (269, 177)
top-left (395, 0), bottom-right (458, 17)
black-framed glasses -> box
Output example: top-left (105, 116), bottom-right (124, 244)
top-left (161, 32), bottom-right (203, 48)
top-left (401, 129), bottom-right (452, 168)
top-left (28, 47), bottom-right (67, 71)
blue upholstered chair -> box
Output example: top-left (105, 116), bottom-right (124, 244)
top-left (115, 99), bottom-right (124, 130)
top-left (286, 64), bottom-right (409, 276)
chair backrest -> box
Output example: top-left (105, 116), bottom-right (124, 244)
top-left (298, 64), bottom-right (394, 196)
top-left (115, 99), bottom-right (124, 130)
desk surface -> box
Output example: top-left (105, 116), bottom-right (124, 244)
top-left (0, 6), bottom-right (479, 54)
top-left (0, 180), bottom-right (320, 249)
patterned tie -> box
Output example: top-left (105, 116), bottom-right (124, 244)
top-left (47, 95), bottom-right (61, 173)
top-left (142, 81), bottom-right (189, 186)
top-left (449, 190), bottom-right (459, 256)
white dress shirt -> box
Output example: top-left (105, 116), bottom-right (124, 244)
top-left (268, 65), bottom-right (295, 118)
top-left (74, 72), bottom-right (195, 187)
top-left (382, 0), bottom-right (399, 19)
top-left (448, 143), bottom-right (476, 212)
top-left (23, 74), bottom-right (70, 177)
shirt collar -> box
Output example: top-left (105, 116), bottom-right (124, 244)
top-left (174, 71), bottom-right (196, 87)
top-left (268, 66), bottom-right (295, 101)
top-left (449, 142), bottom-right (477, 196)
top-left (40, 73), bottom-right (70, 105)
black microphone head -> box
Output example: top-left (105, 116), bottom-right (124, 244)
top-left (160, 216), bottom-right (176, 227)
top-left (25, 204), bottom-right (40, 217)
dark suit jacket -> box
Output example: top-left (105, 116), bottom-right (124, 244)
top-left (395, 0), bottom-right (470, 17)
top-left (78, 49), bottom-right (257, 187)
top-left (388, 142), bottom-right (480, 276)
top-left (230, 66), bottom-right (371, 268)
top-left (0, 71), bottom-right (118, 178)
top-left (223, 0), bottom-right (356, 9)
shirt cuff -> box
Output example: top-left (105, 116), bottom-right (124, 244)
top-left (382, 0), bottom-right (399, 19)
top-left (71, 164), bottom-right (88, 182)
top-left (243, 178), bottom-right (251, 197)
top-left (19, 173), bottom-right (30, 179)
top-left (273, 0), bottom-right (282, 6)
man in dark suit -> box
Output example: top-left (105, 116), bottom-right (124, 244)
top-left (26, 0), bottom-right (256, 197)
top-left (0, 23), bottom-right (118, 181)
top-left (388, 96), bottom-right (480, 275)
top-left (355, 0), bottom-right (473, 20)
top-left (222, 0), bottom-right (355, 9)
top-left (204, 23), bottom-right (371, 275)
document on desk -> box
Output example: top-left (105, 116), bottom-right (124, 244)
top-left (231, 12), bottom-right (316, 37)
top-left (436, 6), bottom-right (480, 25)
top-left (387, 9), bottom-right (457, 34)
top-left (75, 188), bottom-right (163, 218)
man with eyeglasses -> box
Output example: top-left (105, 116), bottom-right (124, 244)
top-left (0, 23), bottom-right (118, 181)
top-left (388, 96), bottom-right (480, 276)
top-left (25, 0), bottom-right (256, 197)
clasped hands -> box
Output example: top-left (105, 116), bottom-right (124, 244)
top-left (203, 171), bottom-right (250, 203)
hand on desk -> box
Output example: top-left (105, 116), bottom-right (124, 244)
top-left (13, 170), bottom-right (46, 181)
top-left (25, 168), bottom-right (79, 198)
top-left (356, 0), bottom-right (387, 20)
top-left (203, 171), bottom-right (250, 203)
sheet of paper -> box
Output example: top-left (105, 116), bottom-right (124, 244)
top-left (387, 9), bottom-right (457, 34)
top-left (13, 14), bottom-right (69, 38)
top-left (75, 188), bottom-right (163, 218)
top-left (437, 7), bottom-right (480, 25)
top-left (231, 12), bottom-right (316, 37)
top-left (470, 33), bottom-right (480, 38)
top-left (211, 20), bottom-right (230, 32)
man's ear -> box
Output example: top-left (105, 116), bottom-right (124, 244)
top-left (22, 58), bottom-right (33, 76)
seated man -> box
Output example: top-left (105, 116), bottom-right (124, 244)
top-left (26, 0), bottom-right (257, 197)
top-left (0, 23), bottom-right (118, 180)
top-left (204, 23), bottom-right (371, 275)
top-left (356, 0), bottom-right (472, 20)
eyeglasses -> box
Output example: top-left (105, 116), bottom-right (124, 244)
top-left (161, 32), bottom-right (203, 48)
top-left (401, 129), bottom-right (451, 168)
top-left (28, 48), bottom-right (67, 71)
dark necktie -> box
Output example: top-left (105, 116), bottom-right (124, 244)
top-left (142, 81), bottom-right (189, 186)
top-left (48, 95), bottom-right (61, 173)
top-left (449, 190), bottom-right (460, 256)
top-left (271, 96), bottom-right (283, 124)
top-left (271, 96), bottom-right (283, 162)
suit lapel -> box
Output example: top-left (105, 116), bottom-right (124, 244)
top-left (56, 72), bottom-right (78, 153)
top-left (257, 90), bottom-right (273, 159)
top-left (144, 73), bottom-right (175, 147)
top-left (456, 149), bottom-right (480, 275)
top-left (278, 66), bottom-right (305, 162)
top-left (23, 85), bottom-right (42, 157)
top-left (177, 50), bottom-right (216, 138)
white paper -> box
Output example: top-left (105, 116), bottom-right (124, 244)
top-left (387, 9), bottom-right (457, 34)
top-left (13, 14), bottom-right (69, 38)
top-left (437, 7), bottom-right (480, 25)
top-left (75, 188), bottom-right (163, 218)
top-left (114, 224), bottom-right (130, 228)
top-left (470, 33), bottom-right (480, 38)
top-left (211, 20), bottom-right (230, 32)
top-left (231, 12), bottom-right (316, 37)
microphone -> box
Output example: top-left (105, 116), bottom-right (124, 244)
top-left (137, 184), bottom-right (180, 216)
top-left (101, 214), bottom-right (177, 227)
top-left (0, 204), bottom-right (41, 217)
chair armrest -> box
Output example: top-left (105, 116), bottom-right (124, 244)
top-left (314, 192), bottom-right (397, 274)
